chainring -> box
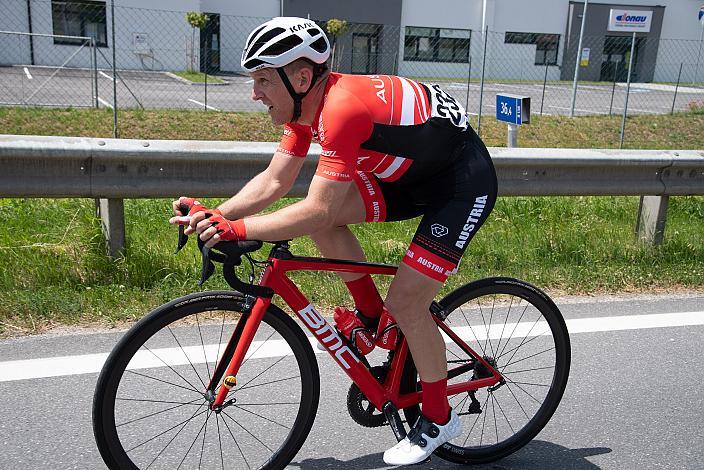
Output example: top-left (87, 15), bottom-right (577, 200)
top-left (346, 366), bottom-right (388, 428)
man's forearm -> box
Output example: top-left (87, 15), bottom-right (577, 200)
top-left (216, 170), bottom-right (289, 219)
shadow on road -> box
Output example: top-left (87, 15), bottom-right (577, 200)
top-left (289, 440), bottom-right (612, 469)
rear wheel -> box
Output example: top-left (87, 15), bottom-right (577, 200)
top-left (403, 277), bottom-right (570, 464)
top-left (93, 291), bottom-right (320, 469)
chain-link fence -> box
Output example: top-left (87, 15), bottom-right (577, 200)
top-left (2, 0), bottom-right (703, 145)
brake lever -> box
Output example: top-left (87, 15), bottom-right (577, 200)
top-left (199, 243), bottom-right (216, 286)
top-left (175, 203), bottom-right (191, 254)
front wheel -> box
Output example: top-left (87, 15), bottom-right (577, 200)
top-left (93, 291), bottom-right (320, 470)
top-left (404, 277), bottom-right (571, 464)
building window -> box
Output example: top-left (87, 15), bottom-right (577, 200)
top-left (404, 27), bottom-right (470, 63)
top-left (52, 1), bottom-right (108, 47)
top-left (505, 32), bottom-right (559, 65)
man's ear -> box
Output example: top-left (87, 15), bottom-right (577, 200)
top-left (297, 66), bottom-right (313, 90)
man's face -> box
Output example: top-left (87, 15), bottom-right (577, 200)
top-left (250, 68), bottom-right (293, 125)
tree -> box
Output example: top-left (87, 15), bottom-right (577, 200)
top-left (185, 12), bottom-right (208, 72)
top-left (326, 19), bottom-right (348, 71)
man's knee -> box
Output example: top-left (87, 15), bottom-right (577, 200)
top-left (385, 272), bottom-right (440, 321)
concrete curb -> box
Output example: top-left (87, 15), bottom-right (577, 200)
top-left (164, 71), bottom-right (229, 86)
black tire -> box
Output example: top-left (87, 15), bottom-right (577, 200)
top-left (93, 291), bottom-right (320, 470)
top-left (403, 277), bottom-right (570, 465)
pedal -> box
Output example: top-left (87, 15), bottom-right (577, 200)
top-left (382, 402), bottom-right (407, 442)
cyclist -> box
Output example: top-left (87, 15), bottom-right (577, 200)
top-left (170, 17), bottom-right (497, 466)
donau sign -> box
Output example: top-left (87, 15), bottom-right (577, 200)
top-left (608, 9), bottom-right (653, 33)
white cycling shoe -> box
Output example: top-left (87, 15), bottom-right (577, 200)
top-left (383, 409), bottom-right (462, 466)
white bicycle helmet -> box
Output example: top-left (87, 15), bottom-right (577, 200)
top-left (241, 17), bottom-right (331, 122)
top-left (241, 17), bottom-right (330, 72)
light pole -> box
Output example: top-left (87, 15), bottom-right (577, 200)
top-left (570, 0), bottom-right (589, 117)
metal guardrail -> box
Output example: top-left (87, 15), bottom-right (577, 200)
top-left (1, 134), bottom-right (702, 254)
top-left (1, 135), bottom-right (703, 198)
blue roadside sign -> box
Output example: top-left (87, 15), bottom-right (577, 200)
top-left (496, 94), bottom-right (530, 125)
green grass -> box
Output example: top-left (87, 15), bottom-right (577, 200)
top-left (1, 107), bottom-right (704, 149)
top-left (1, 107), bottom-right (703, 336)
top-left (171, 71), bottom-right (224, 83)
top-left (0, 196), bottom-right (702, 337)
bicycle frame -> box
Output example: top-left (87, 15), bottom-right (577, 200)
top-left (208, 250), bottom-right (503, 412)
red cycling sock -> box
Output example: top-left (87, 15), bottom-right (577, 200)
top-left (421, 378), bottom-right (451, 425)
top-left (344, 275), bottom-right (383, 318)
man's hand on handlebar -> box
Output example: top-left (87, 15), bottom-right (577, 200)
top-left (170, 196), bottom-right (246, 248)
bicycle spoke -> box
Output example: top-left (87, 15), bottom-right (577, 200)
top-left (459, 306), bottom-right (487, 358)
top-left (198, 409), bottom-right (210, 470)
top-left (486, 295), bottom-right (498, 359)
top-left (451, 393), bottom-right (469, 415)
top-left (125, 369), bottom-right (202, 397)
top-left (504, 379), bottom-right (550, 388)
top-left (235, 401), bottom-right (301, 407)
top-left (501, 364), bottom-right (555, 374)
top-left (492, 392), bottom-right (515, 435)
top-left (496, 329), bottom-right (552, 362)
top-left (463, 392), bottom-right (491, 447)
top-left (494, 296), bottom-right (515, 363)
top-left (491, 392), bottom-right (499, 444)
top-left (142, 345), bottom-right (203, 394)
top-left (216, 415), bottom-right (225, 470)
top-left (501, 346), bottom-right (556, 372)
top-left (214, 311), bottom-right (227, 377)
top-left (195, 314), bottom-right (211, 380)
top-left (236, 353), bottom-right (289, 391)
top-left (503, 379), bottom-right (531, 420)
top-left (167, 325), bottom-right (207, 391)
top-left (145, 406), bottom-right (207, 470)
top-left (495, 303), bottom-right (531, 360)
top-left (504, 377), bottom-right (546, 405)
top-left (239, 329), bottom-right (277, 369)
top-left (222, 409), bottom-right (275, 453)
top-left (479, 391), bottom-right (489, 446)
top-left (499, 315), bottom-right (548, 369)
top-left (116, 398), bottom-right (202, 428)
top-left (175, 408), bottom-right (210, 470)
top-left (126, 402), bottom-right (207, 453)
top-left (231, 403), bottom-right (292, 430)
top-left (236, 374), bottom-right (300, 393)
top-left (221, 411), bottom-right (254, 469)
top-left (477, 299), bottom-right (492, 359)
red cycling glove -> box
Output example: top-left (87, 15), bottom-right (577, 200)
top-left (207, 214), bottom-right (247, 241)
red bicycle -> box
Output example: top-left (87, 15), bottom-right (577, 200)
top-left (93, 234), bottom-right (570, 469)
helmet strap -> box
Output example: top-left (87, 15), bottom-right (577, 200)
top-left (276, 65), bottom-right (326, 123)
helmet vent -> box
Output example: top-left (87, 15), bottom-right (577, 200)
top-left (248, 27), bottom-right (287, 58)
top-left (242, 58), bottom-right (266, 70)
top-left (307, 28), bottom-right (320, 37)
top-left (261, 34), bottom-right (304, 56)
top-left (310, 37), bottom-right (328, 53)
top-left (246, 25), bottom-right (267, 49)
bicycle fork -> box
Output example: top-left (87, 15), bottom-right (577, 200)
top-left (205, 295), bottom-right (271, 411)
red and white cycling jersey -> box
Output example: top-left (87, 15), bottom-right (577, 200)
top-left (277, 73), bottom-right (468, 183)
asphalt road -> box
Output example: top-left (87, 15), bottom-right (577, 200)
top-left (1, 292), bottom-right (703, 469)
top-left (2, 65), bottom-right (703, 117)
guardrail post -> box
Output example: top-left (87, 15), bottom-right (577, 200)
top-left (636, 195), bottom-right (669, 246)
top-left (96, 198), bottom-right (126, 257)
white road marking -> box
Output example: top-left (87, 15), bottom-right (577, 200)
top-left (23, 67), bottom-right (32, 80)
top-left (187, 98), bottom-right (219, 111)
top-left (1, 310), bottom-right (703, 382)
top-left (99, 71), bottom-right (115, 82)
top-left (97, 97), bottom-right (113, 109)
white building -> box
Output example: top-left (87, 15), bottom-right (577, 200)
top-left (2, 0), bottom-right (703, 83)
